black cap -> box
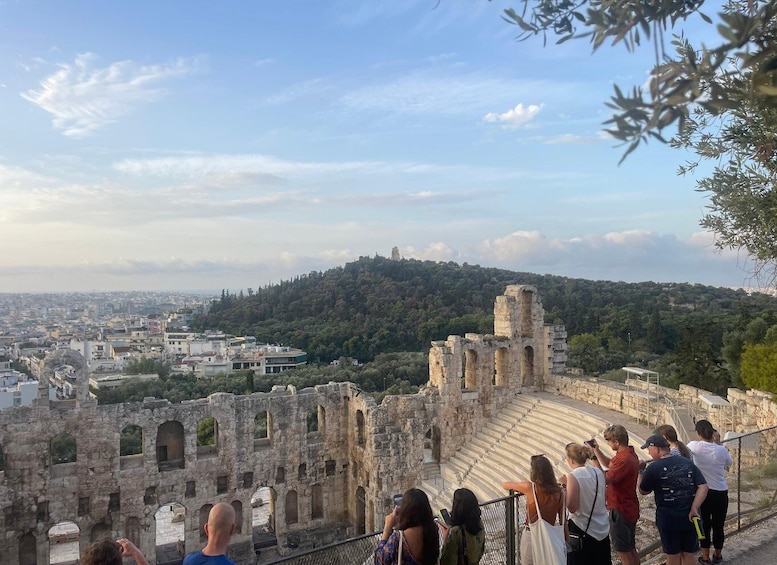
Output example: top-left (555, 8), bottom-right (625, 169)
top-left (640, 434), bottom-right (670, 449)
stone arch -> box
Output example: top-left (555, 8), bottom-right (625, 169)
top-left (155, 503), bottom-right (185, 561)
top-left (311, 484), bottom-right (324, 520)
top-left (51, 432), bottom-right (76, 465)
top-left (19, 532), bottom-right (37, 565)
top-left (285, 490), bottom-right (298, 525)
top-left (196, 417), bottom-right (218, 458)
top-left (90, 523), bottom-right (111, 542)
top-left (48, 522), bottom-right (78, 564)
top-left (464, 349), bottom-right (478, 390)
top-left (125, 517), bottom-right (141, 547)
top-left (494, 347), bottom-right (509, 386)
top-left (423, 426), bottom-right (441, 463)
top-left (254, 410), bottom-right (271, 449)
top-left (156, 421), bottom-right (184, 471)
top-left (522, 345), bottom-right (534, 386)
top-left (355, 410), bottom-right (365, 446)
top-left (231, 500), bottom-right (243, 534)
top-left (355, 486), bottom-right (366, 535)
top-left (199, 504), bottom-right (213, 542)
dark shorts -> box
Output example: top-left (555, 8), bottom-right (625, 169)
top-left (609, 509), bottom-right (636, 552)
top-left (658, 526), bottom-right (699, 555)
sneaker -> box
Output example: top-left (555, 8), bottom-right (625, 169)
top-left (698, 557), bottom-right (711, 565)
top-left (712, 555), bottom-right (723, 563)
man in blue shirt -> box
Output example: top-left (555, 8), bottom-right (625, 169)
top-left (183, 503), bottom-right (237, 565)
top-left (639, 434), bottom-right (708, 565)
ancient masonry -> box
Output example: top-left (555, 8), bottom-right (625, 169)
top-left (0, 285), bottom-right (566, 564)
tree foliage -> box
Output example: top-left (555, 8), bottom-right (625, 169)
top-left (741, 342), bottom-right (777, 394)
top-left (500, 0), bottom-right (777, 278)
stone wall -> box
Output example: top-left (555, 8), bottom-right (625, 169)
top-left (0, 284), bottom-right (561, 565)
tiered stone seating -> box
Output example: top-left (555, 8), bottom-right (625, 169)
top-left (421, 394), bottom-right (642, 513)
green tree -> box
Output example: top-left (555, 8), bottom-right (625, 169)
top-left (568, 333), bottom-right (605, 375)
top-left (197, 418), bottom-right (216, 446)
top-left (741, 342), bottom-right (777, 394)
top-left (501, 0), bottom-right (777, 278)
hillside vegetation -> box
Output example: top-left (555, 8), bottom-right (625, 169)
top-left (193, 256), bottom-right (777, 395)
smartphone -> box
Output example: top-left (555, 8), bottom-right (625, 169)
top-left (393, 494), bottom-right (403, 508)
top-left (440, 508), bottom-right (451, 525)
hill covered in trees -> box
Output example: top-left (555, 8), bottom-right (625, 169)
top-left (195, 256), bottom-right (777, 394)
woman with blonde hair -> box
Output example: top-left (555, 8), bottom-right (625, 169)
top-left (560, 443), bottom-right (610, 565)
top-left (503, 454), bottom-right (566, 565)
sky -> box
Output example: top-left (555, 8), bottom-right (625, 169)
top-left (0, 0), bottom-right (756, 293)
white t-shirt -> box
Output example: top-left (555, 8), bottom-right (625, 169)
top-left (569, 465), bottom-right (609, 541)
top-left (687, 440), bottom-right (733, 491)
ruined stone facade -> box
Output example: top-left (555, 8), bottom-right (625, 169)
top-left (0, 285), bottom-right (562, 564)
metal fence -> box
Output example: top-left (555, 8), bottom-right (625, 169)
top-left (265, 493), bottom-right (526, 565)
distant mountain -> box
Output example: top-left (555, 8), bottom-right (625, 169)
top-left (195, 256), bottom-right (777, 363)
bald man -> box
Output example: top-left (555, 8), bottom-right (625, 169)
top-left (183, 502), bottom-right (237, 565)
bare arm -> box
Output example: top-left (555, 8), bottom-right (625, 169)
top-left (689, 484), bottom-right (709, 521)
top-left (503, 480), bottom-right (532, 497)
top-left (118, 539), bottom-right (149, 565)
top-left (564, 472), bottom-right (580, 514)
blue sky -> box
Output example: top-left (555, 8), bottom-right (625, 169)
top-left (0, 0), bottom-right (754, 293)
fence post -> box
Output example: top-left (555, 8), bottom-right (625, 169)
top-left (506, 490), bottom-right (516, 565)
top-left (737, 435), bottom-right (742, 531)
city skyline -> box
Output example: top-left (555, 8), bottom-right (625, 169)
top-left (0, 1), bottom-right (757, 293)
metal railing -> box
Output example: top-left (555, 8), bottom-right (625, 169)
top-left (720, 424), bottom-right (777, 530)
top-left (265, 493), bottom-right (525, 565)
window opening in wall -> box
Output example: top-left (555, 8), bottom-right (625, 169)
top-left (423, 426), bottom-right (441, 464)
top-left (185, 481), bottom-right (196, 498)
top-left (251, 486), bottom-right (275, 538)
top-left (48, 522), bottom-right (78, 565)
top-left (217, 475), bottom-right (228, 494)
top-left (120, 425), bottom-right (143, 470)
top-left (90, 523), bottom-right (110, 542)
top-left (298, 463), bottom-right (306, 480)
top-left (51, 432), bottom-right (76, 464)
top-left (318, 405), bottom-right (326, 436)
top-left (355, 486), bottom-right (366, 535)
top-left (495, 347), bottom-right (508, 387)
top-left (125, 517), bottom-right (141, 548)
top-left (325, 460), bottom-right (336, 477)
top-left (242, 472), bottom-right (253, 489)
top-left (155, 503), bottom-right (185, 563)
top-left (231, 500), bottom-right (243, 534)
top-left (306, 408), bottom-right (318, 433)
top-left (275, 466), bottom-right (285, 483)
top-left (522, 346), bottom-right (534, 386)
top-left (464, 349), bottom-right (478, 390)
top-left (254, 411), bottom-right (270, 449)
top-left (21, 532), bottom-right (37, 565)
top-left (78, 497), bottom-right (90, 517)
top-left (156, 421), bottom-right (185, 471)
top-left (108, 492), bottom-right (120, 513)
top-left (285, 490), bottom-right (298, 525)
top-left (521, 290), bottom-right (533, 338)
top-left (36, 502), bottom-right (49, 523)
top-left (0, 443), bottom-right (5, 473)
top-left (197, 417), bottom-right (218, 458)
top-left (198, 504), bottom-right (213, 543)
top-left (311, 484), bottom-right (324, 520)
top-left (144, 487), bottom-right (157, 506)
top-left (356, 410), bottom-right (365, 446)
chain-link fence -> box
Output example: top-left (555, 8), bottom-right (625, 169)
top-left (265, 493), bottom-right (526, 565)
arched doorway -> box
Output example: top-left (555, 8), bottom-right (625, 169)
top-left (20, 532), bottom-right (37, 565)
top-left (251, 487), bottom-right (276, 550)
top-left (155, 502), bottom-right (185, 564)
top-left (48, 522), bottom-right (78, 564)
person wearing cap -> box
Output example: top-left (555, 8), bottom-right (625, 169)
top-left (639, 434), bottom-right (708, 565)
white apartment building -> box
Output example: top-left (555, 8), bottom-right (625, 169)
top-left (0, 358), bottom-right (38, 409)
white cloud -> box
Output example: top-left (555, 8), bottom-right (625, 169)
top-left (21, 52), bottom-right (199, 137)
top-left (544, 130), bottom-right (611, 144)
top-left (402, 242), bottom-right (456, 262)
top-left (483, 103), bottom-right (543, 129)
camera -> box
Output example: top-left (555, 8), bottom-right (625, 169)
top-left (584, 438), bottom-right (598, 449)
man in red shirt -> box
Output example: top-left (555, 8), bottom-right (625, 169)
top-left (590, 424), bottom-right (640, 565)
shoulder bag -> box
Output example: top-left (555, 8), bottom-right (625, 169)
top-left (529, 482), bottom-right (567, 565)
top-left (568, 467), bottom-right (599, 552)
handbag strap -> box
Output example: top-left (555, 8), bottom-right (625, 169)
top-left (582, 467), bottom-right (599, 535)
top-left (397, 529), bottom-right (403, 564)
top-left (460, 526), bottom-right (469, 565)
top-left (532, 481), bottom-right (564, 525)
